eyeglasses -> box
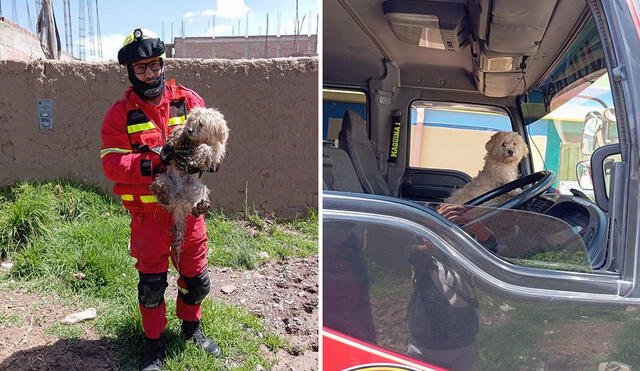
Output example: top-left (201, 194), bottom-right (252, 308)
top-left (132, 60), bottom-right (163, 75)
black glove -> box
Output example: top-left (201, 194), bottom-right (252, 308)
top-left (150, 145), bottom-right (174, 166)
top-left (158, 144), bottom-right (175, 166)
top-left (174, 157), bottom-right (204, 174)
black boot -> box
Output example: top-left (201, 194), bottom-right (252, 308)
top-left (140, 336), bottom-right (165, 371)
top-left (181, 320), bottom-right (222, 356)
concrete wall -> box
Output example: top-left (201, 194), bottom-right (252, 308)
top-left (0, 18), bottom-right (74, 61)
top-left (172, 35), bottom-right (317, 59)
top-left (0, 57), bottom-right (318, 216)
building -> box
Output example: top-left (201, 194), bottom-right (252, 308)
top-left (167, 34), bottom-right (317, 59)
top-left (0, 17), bottom-right (74, 60)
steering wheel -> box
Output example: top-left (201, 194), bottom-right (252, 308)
top-left (464, 170), bottom-right (556, 209)
top-left (450, 170), bottom-right (555, 235)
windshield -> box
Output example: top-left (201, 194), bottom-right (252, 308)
top-left (519, 17), bottom-right (618, 196)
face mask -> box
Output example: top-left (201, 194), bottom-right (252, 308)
top-left (127, 67), bottom-right (166, 99)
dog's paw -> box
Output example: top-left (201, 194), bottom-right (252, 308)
top-left (191, 199), bottom-right (211, 217)
top-left (149, 182), bottom-right (170, 205)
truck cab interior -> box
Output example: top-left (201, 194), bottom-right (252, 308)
top-left (323, 0), bottom-right (624, 273)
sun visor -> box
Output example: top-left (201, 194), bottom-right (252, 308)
top-left (487, 0), bottom-right (557, 54)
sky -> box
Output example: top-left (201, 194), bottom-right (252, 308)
top-left (4, 0), bottom-right (318, 61)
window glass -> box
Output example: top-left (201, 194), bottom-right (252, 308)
top-left (409, 101), bottom-right (512, 177)
top-left (424, 203), bottom-right (592, 272)
top-left (520, 17), bottom-right (618, 197)
top-left (323, 89), bottom-right (367, 140)
top-left (324, 209), bottom-right (591, 366)
top-left (524, 73), bottom-right (617, 196)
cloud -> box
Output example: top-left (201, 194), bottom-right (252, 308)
top-left (182, 0), bottom-right (249, 21)
top-left (183, 11), bottom-right (198, 19)
top-left (212, 0), bottom-right (249, 20)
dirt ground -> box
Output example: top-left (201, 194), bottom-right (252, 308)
top-left (0, 257), bottom-right (318, 370)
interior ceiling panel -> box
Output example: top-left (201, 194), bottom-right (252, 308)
top-left (324, 0), bottom-right (590, 97)
top-left (323, 0), bottom-right (386, 85)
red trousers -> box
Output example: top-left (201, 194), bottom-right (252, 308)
top-left (129, 207), bottom-right (208, 339)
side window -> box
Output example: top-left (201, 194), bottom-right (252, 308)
top-left (409, 101), bottom-right (513, 177)
top-left (324, 211), bottom-right (591, 370)
top-left (323, 89), bottom-right (367, 140)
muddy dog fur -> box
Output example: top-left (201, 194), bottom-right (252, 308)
top-left (149, 107), bottom-right (229, 261)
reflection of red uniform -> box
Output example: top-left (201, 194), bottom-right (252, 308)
top-left (101, 81), bottom-right (207, 339)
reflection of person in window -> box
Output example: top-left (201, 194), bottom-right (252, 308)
top-left (406, 235), bottom-right (479, 371)
top-left (437, 203), bottom-right (499, 253)
top-left (323, 221), bottom-right (376, 343)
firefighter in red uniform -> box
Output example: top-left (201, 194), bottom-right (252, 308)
top-left (100, 29), bottom-right (220, 371)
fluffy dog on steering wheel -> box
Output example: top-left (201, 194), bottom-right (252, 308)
top-left (149, 107), bottom-right (229, 254)
top-left (444, 131), bottom-right (528, 205)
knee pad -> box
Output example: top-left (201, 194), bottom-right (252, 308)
top-left (138, 272), bottom-right (168, 309)
top-left (178, 271), bottom-right (210, 305)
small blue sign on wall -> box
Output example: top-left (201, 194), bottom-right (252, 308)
top-left (38, 99), bottom-right (54, 129)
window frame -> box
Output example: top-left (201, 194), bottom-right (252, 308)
top-left (324, 192), bottom-right (629, 299)
top-left (405, 99), bottom-right (516, 174)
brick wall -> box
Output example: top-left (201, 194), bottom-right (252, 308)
top-left (171, 34), bottom-right (317, 59)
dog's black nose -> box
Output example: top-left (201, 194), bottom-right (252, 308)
top-left (508, 149), bottom-right (514, 155)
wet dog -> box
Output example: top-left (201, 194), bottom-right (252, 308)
top-left (149, 107), bottom-right (229, 260)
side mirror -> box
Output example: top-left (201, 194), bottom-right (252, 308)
top-left (581, 111), bottom-right (604, 155)
top-left (590, 144), bottom-right (621, 212)
top-left (576, 161), bottom-right (593, 190)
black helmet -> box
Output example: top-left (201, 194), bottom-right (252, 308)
top-left (117, 28), bottom-right (165, 65)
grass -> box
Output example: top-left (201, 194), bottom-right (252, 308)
top-left (0, 312), bottom-right (24, 327)
top-left (207, 208), bottom-right (317, 269)
top-left (0, 180), bottom-right (317, 369)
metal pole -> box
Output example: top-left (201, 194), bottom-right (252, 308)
top-left (244, 13), bottom-right (248, 58)
top-left (294, 0), bottom-right (298, 51)
top-left (211, 15), bottom-right (215, 58)
top-left (11, 0), bottom-right (17, 24)
top-left (96, 0), bottom-right (102, 59)
top-left (264, 13), bottom-right (268, 58)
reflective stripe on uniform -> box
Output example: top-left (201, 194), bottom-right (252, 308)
top-left (127, 122), bottom-right (156, 134)
top-left (101, 148), bottom-right (133, 158)
top-left (168, 116), bottom-right (186, 126)
top-left (140, 195), bottom-right (157, 203)
top-left (121, 194), bottom-right (157, 203)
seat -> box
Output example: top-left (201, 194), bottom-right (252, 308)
top-left (323, 143), bottom-right (364, 193)
top-left (338, 110), bottom-right (393, 196)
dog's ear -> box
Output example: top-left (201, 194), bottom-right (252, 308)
top-left (485, 131), bottom-right (502, 152)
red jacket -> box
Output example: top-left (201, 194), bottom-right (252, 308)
top-left (101, 81), bottom-right (205, 212)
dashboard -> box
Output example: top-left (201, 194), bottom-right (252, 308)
top-left (521, 193), bottom-right (608, 268)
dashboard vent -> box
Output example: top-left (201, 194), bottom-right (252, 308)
top-left (529, 197), bottom-right (555, 213)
